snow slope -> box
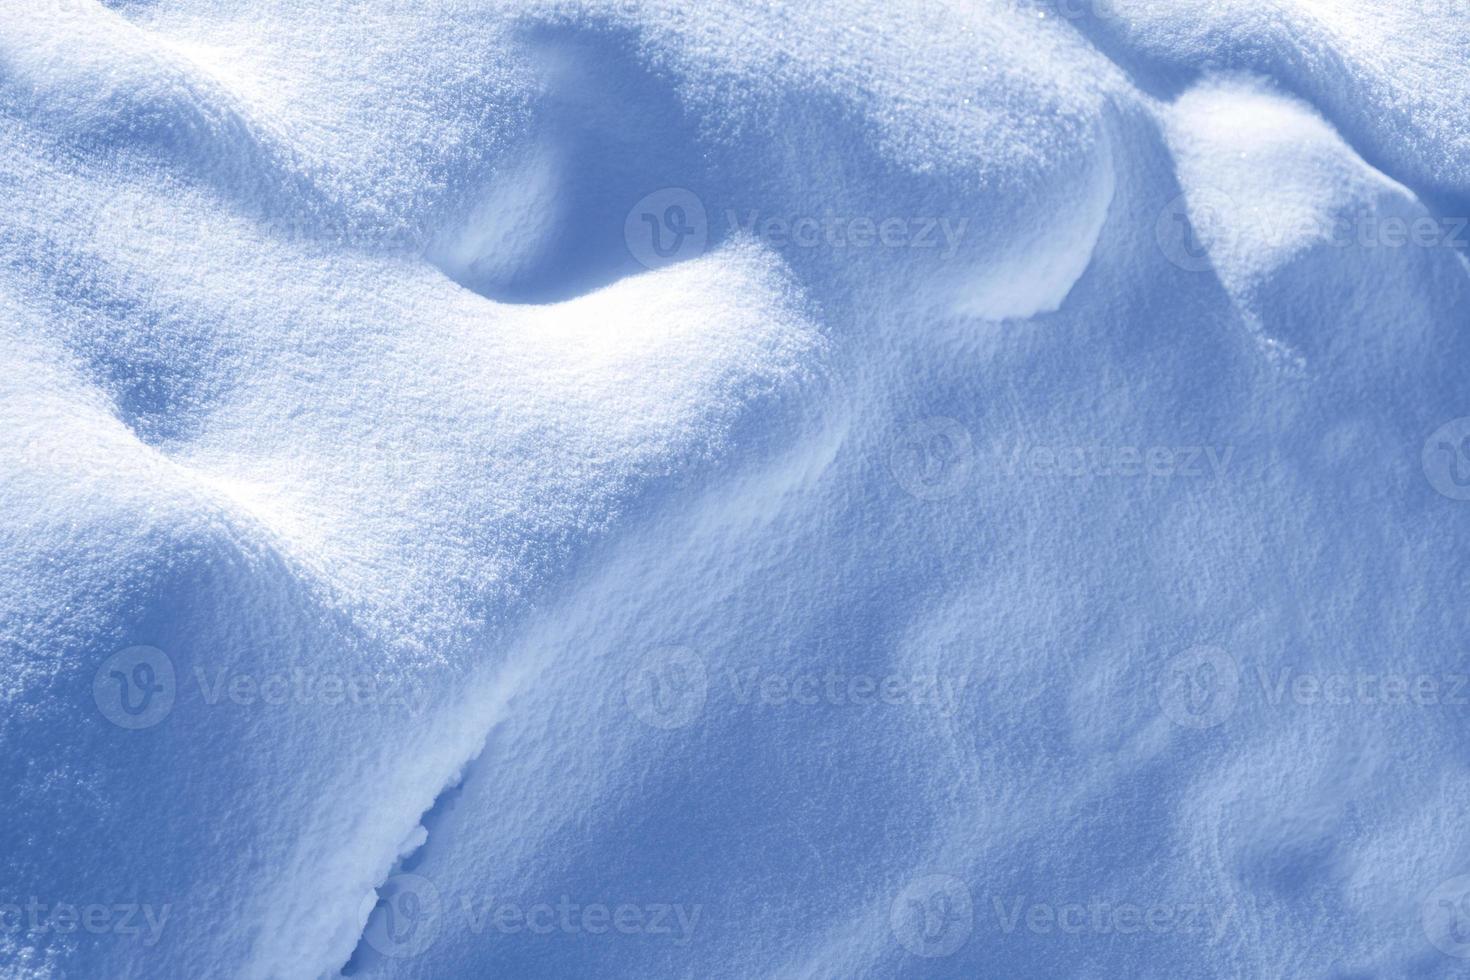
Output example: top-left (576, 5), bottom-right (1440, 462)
top-left (1, 1), bottom-right (1468, 978)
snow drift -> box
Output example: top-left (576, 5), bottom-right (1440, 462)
top-left (1, 1), bottom-right (1468, 978)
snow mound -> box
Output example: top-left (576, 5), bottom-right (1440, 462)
top-left (2, 1), bottom-right (1470, 979)
top-left (1160, 76), bottom-right (1470, 374)
top-left (1080, 0), bottom-right (1470, 203)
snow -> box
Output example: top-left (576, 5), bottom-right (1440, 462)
top-left (1160, 75), bottom-right (1470, 372)
top-left (1, 0), bottom-right (1468, 978)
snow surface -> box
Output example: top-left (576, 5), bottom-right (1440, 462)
top-left (1, 0), bottom-right (1468, 977)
